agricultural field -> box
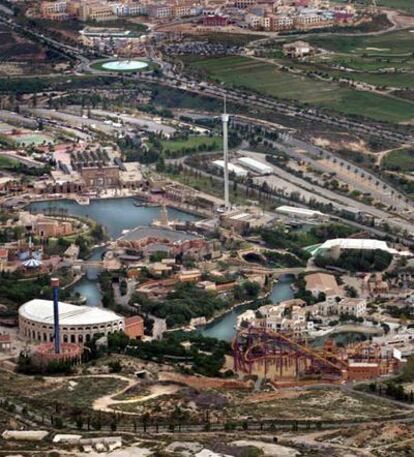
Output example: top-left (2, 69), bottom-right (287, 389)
top-left (274, 30), bottom-right (414, 90)
top-left (184, 55), bottom-right (414, 122)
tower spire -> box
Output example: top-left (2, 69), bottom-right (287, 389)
top-left (222, 96), bottom-right (230, 210)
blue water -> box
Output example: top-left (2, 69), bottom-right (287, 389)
top-left (28, 197), bottom-right (199, 239)
top-left (200, 275), bottom-right (295, 341)
top-left (28, 198), bottom-right (199, 306)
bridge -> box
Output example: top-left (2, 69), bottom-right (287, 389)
top-left (72, 260), bottom-right (105, 271)
top-left (240, 266), bottom-right (306, 278)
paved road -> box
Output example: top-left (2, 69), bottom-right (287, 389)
top-left (244, 150), bottom-right (414, 233)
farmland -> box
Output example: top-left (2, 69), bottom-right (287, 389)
top-left (184, 55), bottom-right (414, 122)
top-left (272, 29), bottom-right (414, 90)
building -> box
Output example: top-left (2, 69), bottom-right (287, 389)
top-left (147, 4), bottom-right (173, 18)
top-left (202, 14), bottom-right (229, 26)
top-left (315, 297), bottom-right (367, 318)
top-left (80, 166), bottom-right (120, 188)
top-left (124, 316), bottom-right (144, 339)
top-left (19, 299), bottom-right (125, 345)
top-left (237, 299), bottom-right (313, 336)
top-left (213, 160), bottom-right (248, 177)
top-left (276, 205), bottom-right (326, 221)
top-left (282, 40), bottom-right (314, 58)
top-left (364, 272), bottom-right (389, 296)
top-left (305, 272), bottom-right (342, 298)
top-left (238, 156), bottom-right (272, 175)
top-left (79, 1), bottom-right (116, 22)
top-left (0, 334), bottom-right (11, 352)
top-left (269, 14), bottom-right (294, 31)
top-left (32, 219), bottom-right (73, 238)
top-left (313, 238), bottom-right (412, 258)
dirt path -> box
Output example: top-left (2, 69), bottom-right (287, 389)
top-left (92, 376), bottom-right (180, 413)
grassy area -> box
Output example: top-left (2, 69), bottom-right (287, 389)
top-left (382, 148), bottom-right (414, 171)
top-left (304, 30), bottom-right (414, 55)
top-left (161, 135), bottom-right (221, 153)
top-left (184, 55), bottom-right (414, 122)
top-left (0, 155), bottom-right (19, 169)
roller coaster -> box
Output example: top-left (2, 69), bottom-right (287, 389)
top-left (232, 327), bottom-right (400, 383)
top-left (233, 327), bottom-right (347, 382)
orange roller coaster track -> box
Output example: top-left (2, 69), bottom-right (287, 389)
top-left (232, 327), bottom-right (348, 381)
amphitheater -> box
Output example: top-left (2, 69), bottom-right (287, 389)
top-left (19, 299), bottom-right (124, 344)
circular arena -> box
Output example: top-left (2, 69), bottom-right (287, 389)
top-left (19, 299), bottom-right (124, 345)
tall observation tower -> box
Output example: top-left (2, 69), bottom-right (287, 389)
top-left (222, 96), bottom-right (230, 210)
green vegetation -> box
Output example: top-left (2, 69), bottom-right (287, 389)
top-left (184, 55), bottom-right (414, 122)
top-left (315, 249), bottom-right (393, 272)
top-left (0, 155), bottom-right (19, 169)
top-left (382, 148), bottom-right (414, 171)
top-left (133, 283), bottom-right (229, 328)
top-left (160, 135), bottom-right (221, 154)
top-left (0, 271), bottom-right (71, 309)
top-left (124, 332), bottom-right (231, 377)
top-left (260, 223), bottom-right (356, 250)
top-left (305, 30), bottom-right (414, 55)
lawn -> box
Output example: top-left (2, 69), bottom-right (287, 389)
top-left (185, 55), bottom-right (414, 122)
top-left (161, 135), bottom-right (221, 154)
top-left (382, 148), bottom-right (414, 171)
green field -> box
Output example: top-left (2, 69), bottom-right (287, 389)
top-left (161, 135), bottom-right (221, 153)
top-left (382, 148), bottom-right (414, 171)
top-left (185, 55), bottom-right (414, 122)
top-left (264, 29), bottom-right (414, 91)
top-left (304, 30), bottom-right (414, 55)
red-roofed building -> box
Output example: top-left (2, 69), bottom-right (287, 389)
top-left (124, 316), bottom-right (144, 340)
top-left (0, 334), bottom-right (11, 352)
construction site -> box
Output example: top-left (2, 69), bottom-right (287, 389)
top-left (232, 327), bottom-right (403, 385)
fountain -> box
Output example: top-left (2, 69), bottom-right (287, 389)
top-left (101, 60), bottom-right (149, 71)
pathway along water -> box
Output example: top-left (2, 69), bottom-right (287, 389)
top-left (28, 198), bottom-right (199, 306)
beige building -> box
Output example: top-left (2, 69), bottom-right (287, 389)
top-left (19, 299), bottom-right (125, 345)
top-left (305, 272), bottom-right (342, 298)
top-left (79, 1), bottom-right (116, 21)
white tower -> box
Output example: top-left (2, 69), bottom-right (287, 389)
top-left (222, 96), bottom-right (230, 210)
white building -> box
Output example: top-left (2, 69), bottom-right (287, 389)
top-left (213, 160), bottom-right (248, 177)
top-left (19, 299), bottom-right (125, 345)
top-left (315, 297), bottom-right (367, 318)
top-left (276, 205), bottom-right (326, 221)
top-left (238, 156), bottom-right (273, 175)
top-left (315, 238), bottom-right (412, 257)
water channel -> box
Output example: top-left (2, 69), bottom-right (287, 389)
top-left (28, 198), bottom-right (199, 306)
top-left (27, 198), bottom-right (368, 343)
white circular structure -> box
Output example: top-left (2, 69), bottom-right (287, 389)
top-left (101, 60), bottom-right (149, 71)
top-left (19, 299), bottom-right (125, 345)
